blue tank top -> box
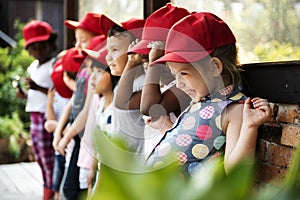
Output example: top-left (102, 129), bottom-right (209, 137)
top-left (147, 85), bottom-right (247, 176)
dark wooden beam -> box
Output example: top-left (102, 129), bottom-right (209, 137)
top-left (143, 0), bottom-right (170, 19)
top-left (64, 0), bottom-right (78, 49)
top-left (241, 61), bottom-right (300, 104)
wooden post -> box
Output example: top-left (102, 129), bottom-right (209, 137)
top-left (64, 0), bottom-right (78, 49)
top-left (143, 0), bottom-right (170, 19)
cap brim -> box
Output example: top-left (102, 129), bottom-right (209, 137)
top-left (64, 20), bottom-right (80, 30)
top-left (150, 50), bottom-right (212, 66)
top-left (25, 35), bottom-right (50, 47)
top-left (82, 48), bottom-right (107, 65)
top-left (127, 39), bottom-right (151, 55)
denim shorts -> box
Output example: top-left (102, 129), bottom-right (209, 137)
top-left (52, 152), bottom-right (65, 192)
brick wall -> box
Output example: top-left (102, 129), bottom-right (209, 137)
top-left (255, 103), bottom-right (300, 186)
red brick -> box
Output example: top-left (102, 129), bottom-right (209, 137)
top-left (267, 143), bottom-right (295, 168)
top-left (258, 124), bottom-right (282, 143)
top-left (255, 162), bottom-right (287, 186)
top-left (266, 103), bottom-right (276, 123)
top-left (277, 104), bottom-right (300, 124)
top-left (281, 125), bottom-right (300, 147)
top-left (256, 139), bottom-right (268, 161)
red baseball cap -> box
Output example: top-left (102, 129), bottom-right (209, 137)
top-left (64, 12), bottom-right (118, 36)
top-left (81, 35), bottom-right (108, 65)
top-left (128, 3), bottom-right (190, 55)
top-left (121, 18), bottom-right (145, 40)
top-left (23, 20), bottom-right (53, 47)
top-left (51, 58), bottom-right (73, 98)
top-left (152, 12), bottom-right (236, 65)
top-left (62, 48), bottom-right (82, 72)
top-left (74, 35), bottom-right (107, 63)
top-left (83, 47), bottom-right (108, 66)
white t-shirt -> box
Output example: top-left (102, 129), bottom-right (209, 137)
top-left (25, 58), bottom-right (55, 113)
top-left (143, 80), bottom-right (177, 158)
top-left (96, 96), bottom-right (113, 135)
top-left (111, 74), bottom-right (145, 154)
top-left (78, 94), bottom-right (100, 169)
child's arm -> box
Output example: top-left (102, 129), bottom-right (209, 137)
top-left (52, 97), bottom-right (73, 150)
top-left (26, 77), bottom-right (49, 95)
top-left (56, 72), bottom-right (95, 155)
top-left (114, 52), bottom-right (144, 110)
top-left (141, 43), bottom-right (190, 117)
top-left (46, 88), bottom-right (56, 120)
top-left (44, 88), bottom-right (58, 133)
top-left (224, 97), bottom-right (271, 173)
top-left (87, 157), bottom-right (98, 195)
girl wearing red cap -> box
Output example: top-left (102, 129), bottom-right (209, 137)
top-left (85, 63), bottom-right (120, 198)
top-left (146, 12), bottom-right (271, 176)
top-left (127, 3), bottom-right (192, 157)
top-left (19, 20), bottom-right (58, 199)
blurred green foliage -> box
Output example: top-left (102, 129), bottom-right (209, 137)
top-left (0, 19), bottom-right (33, 129)
top-left (254, 40), bottom-right (300, 62)
top-left (0, 112), bottom-right (27, 158)
top-left (90, 128), bottom-right (300, 200)
top-left (0, 19), bottom-right (32, 158)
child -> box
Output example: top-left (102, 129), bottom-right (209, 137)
top-left (45, 48), bottom-right (80, 200)
top-left (127, 3), bottom-right (191, 157)
top-left (52, 13), bottom-right (118, 199)
top-left (79, 48), bottom-right (120, 198)
top-left (105, 18), bottom-right (146, 155)
top-left (19, 20), bottom-right (57, 199)
top-left (146, 12), bottom-right (271, 176)
top-left (56, 35), bottom-right (108, 198)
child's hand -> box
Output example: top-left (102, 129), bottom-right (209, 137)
top-left (243, 97), bottom-right (271, 128)
top-left (148, 41), bottom-right (165, 63)
top-left (127, 39), bottom-right (143, 68)
top-left (63, 72), bottom-right (77, 92)
top-left (57, 137), bottom-right (68, 156)
top-left (25, 77), bottom-right (39, 90)
top-left (16, 87), bottom-right (27, 99)
top-left (144, 115), bottom-right (173, 134)
top-left (87, 167), bottom-right (97, 189)
top-left (52, 133), bottom-right (61, 150)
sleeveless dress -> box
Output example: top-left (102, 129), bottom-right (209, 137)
top-left (147, 85), bottom-right (247, 176)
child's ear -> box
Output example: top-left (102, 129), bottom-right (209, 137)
top-left (210, 57), bottom-right (223, 76)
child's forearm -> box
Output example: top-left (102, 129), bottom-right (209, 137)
top-left (114, 61), bottom-right (143, 110)
top-left (141, 65), bottom-right (162, 115)
top-left (224, 124), bottom-right (258, 173)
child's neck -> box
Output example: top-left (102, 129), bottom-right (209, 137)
top-left (38, 56), bottom-right (51, 65)
top-left (102, 91), bottom-right (113, 110)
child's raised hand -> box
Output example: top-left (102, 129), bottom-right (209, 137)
top-left (147, 41), bottom-right (165, 63)
top-left (127, 39), bottom-right (143, 68)
top-left (243, 97), bottom-right (271, 128)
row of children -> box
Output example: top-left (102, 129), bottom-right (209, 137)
top-left (18, 3), bottom-right (271, 200)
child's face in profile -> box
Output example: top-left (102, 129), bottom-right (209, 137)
top-left (168, 62), bottom-right (211, 103)
top-left (106, 33), bottom-right (132, 76)
top-left (94, 68), bottom-right (112, 95)
top-left (75, 28), bottom-right (95, 52)
top-left (27, 41), bottom-right (52, 64)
